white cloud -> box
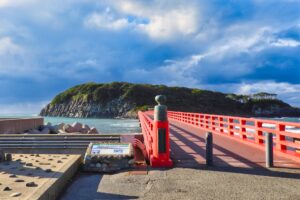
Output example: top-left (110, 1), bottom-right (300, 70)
top-left (271, 38), bottom-right (300, 47)
top-left (138, 7), bottom-right (198, 40)
top-left (234, 81), bottom-right (300, 107)
top-left (0, 0), bottom-right (37, 7)
top-left (86, 0), bottom-right (200, 40)
top-left (84, 12), bottom-right (130, 31)
top-left (237, 81), bottom-right (300, 94)
top-left (0, 37), bottom-right (39, 77)
top-left (76, 59), bottom-right (98, 67)
top-left (0, 37), bottom-right (22, 55)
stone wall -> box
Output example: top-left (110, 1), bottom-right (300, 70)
top-left (0, 118), bottom-right (44, 134)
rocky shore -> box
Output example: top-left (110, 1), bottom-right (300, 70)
top-left (24, 122), bottom-right (99, 134)
top-left (40, 97), bottom-right (136, 118)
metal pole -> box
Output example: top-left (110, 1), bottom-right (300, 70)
top-left (206, 132), bottom-right (213, 166)
top-left (265, 133), bottom-right (273, 168)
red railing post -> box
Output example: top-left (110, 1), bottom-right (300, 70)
top-left (151, 95), bottom-right (173, 168)
top-left (276, 123), bottom-right (286, 151)
top-left (212, 116), bottom-right (216, 131)
top-left (255, 121), bottom-right (263, 144)
top-left (228, 117), bottom-right (234, 136)
top-left (240, 119), bottom-right (247, 139)
top-left (219, 117), bottom-right (224, 133)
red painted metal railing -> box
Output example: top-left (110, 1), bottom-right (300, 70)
top-left (168, 111), bottom-right (300, 162)
top-left (138, 111), bottom-right (173, 167)
top-left (138, 111), bottom-right (154, 159)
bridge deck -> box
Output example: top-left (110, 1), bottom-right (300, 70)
top-left (169, 119), bottom-right (300, 168)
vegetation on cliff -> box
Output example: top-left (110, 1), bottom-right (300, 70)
top-left (40, 82), bottom-right (300, 118)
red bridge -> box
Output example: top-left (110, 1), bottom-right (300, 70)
top-left (138, 110), bottom-right (300, 169)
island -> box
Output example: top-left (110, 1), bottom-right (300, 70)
top-left (40, 82), bottom-right (300, 118)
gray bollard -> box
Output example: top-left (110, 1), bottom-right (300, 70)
top-left (265, 133), bottom-right (273, 168)
top-left (206, 132), bottom-right (213, 166)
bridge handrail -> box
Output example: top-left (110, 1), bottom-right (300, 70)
top-left (168, 111), bottom-right (300, 161)
top-left (138, 111), bottom-right (154, 158)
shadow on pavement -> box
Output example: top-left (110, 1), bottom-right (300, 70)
top-left (59, 173), bottom-right (138, 200)
top-left (169, 123), bottom-right (300, 180)
top-left (170, 123), bottom-right (262, 168)
top-left (205, 165), bottom-right (300, 180)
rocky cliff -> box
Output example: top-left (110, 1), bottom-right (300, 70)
top-left (40, 97), bottom-right (135, 118)
top-left (40, 82), bottom-right (300, 118)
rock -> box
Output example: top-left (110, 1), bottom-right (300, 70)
top-left (89, 163), bottom-right (96, 168)
top-left (3, 186), bottom-right (11, 191)
top-left (40, 127), bottom-right (50, 134)
top-left (82, 124), bottom-right (90, 130)
top-left (81, 124), bottom-right (90, 134)
top-left (102, 163), bottom-right (108, 170)
top-left (25, 163), bottom-right (33, 166)
top-left (57, 123), bottom-right (65, 130)
top-left (9, 174), bottom-right (17, 178)
top-left (88, 127), bottom-right (99, 134)
top-left (27, 129), bottom-right (41, 134)
top-left (15, 179), bottom-right (25, 182)
top-left (45, 169), bottom-right (52, 173)
top-left (10, 192), bottom-right (22, 197)
top-left (63, 124), bottom-right (74, 133)
top-left (58, 130), bottom-right (66, 134)
top-left (26, 182), bottom-right (38, 187)
top-left (96, 163), bottom-right (102, 168)
top-left (72, 122), bottom-right (83, 132)
top-left (49, 125), bottom-right (59, 134)
top-left (128, 159), bottom-right (135, 165)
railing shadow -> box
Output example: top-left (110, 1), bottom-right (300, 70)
top-left (169, 123), bottom-right (300, 179)
top-left (169, 126), bottom-right (230, 167)
top-left (203, 165), bottom-right (300, 180)
top-left (170, 123), bottom-right (262, 168)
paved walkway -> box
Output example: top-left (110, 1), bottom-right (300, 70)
top-left (169, 119), bottom-right (300, 169)
top-left (60, 167), bottom-right (300, 200)
top-left (60, 119), bottom-right (300, 200)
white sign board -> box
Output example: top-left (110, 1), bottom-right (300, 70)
top-left (91, 143), bottom-right (131, 155)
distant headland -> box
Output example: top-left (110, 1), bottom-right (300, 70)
top-left (40, 82), bottom-right (300, 118)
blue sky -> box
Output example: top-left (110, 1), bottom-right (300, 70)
top-left (0, 0), bottom-right (300, 114)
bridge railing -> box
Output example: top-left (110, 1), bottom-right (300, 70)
top-left (138, 109), bottom-right (173, 167)
top-left (138, 111), bottom-right (154, 159)
top-left (168, 111), bottom-right (300, 161)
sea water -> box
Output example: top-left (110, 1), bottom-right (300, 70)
top-left (44, 117), bottom-right (140, 134)
top-left (0, 114), bottom-right (140, 134)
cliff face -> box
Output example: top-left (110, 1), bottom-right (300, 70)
top-left (40, 82), bottom-right (300, 118)
top-left (40, 97), bottom-right (136, 118)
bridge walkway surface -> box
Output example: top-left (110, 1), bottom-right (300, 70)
top-left (169, 119), bottom-right (300, 169)
top-left (61, 112), bottom-right (300, 200)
